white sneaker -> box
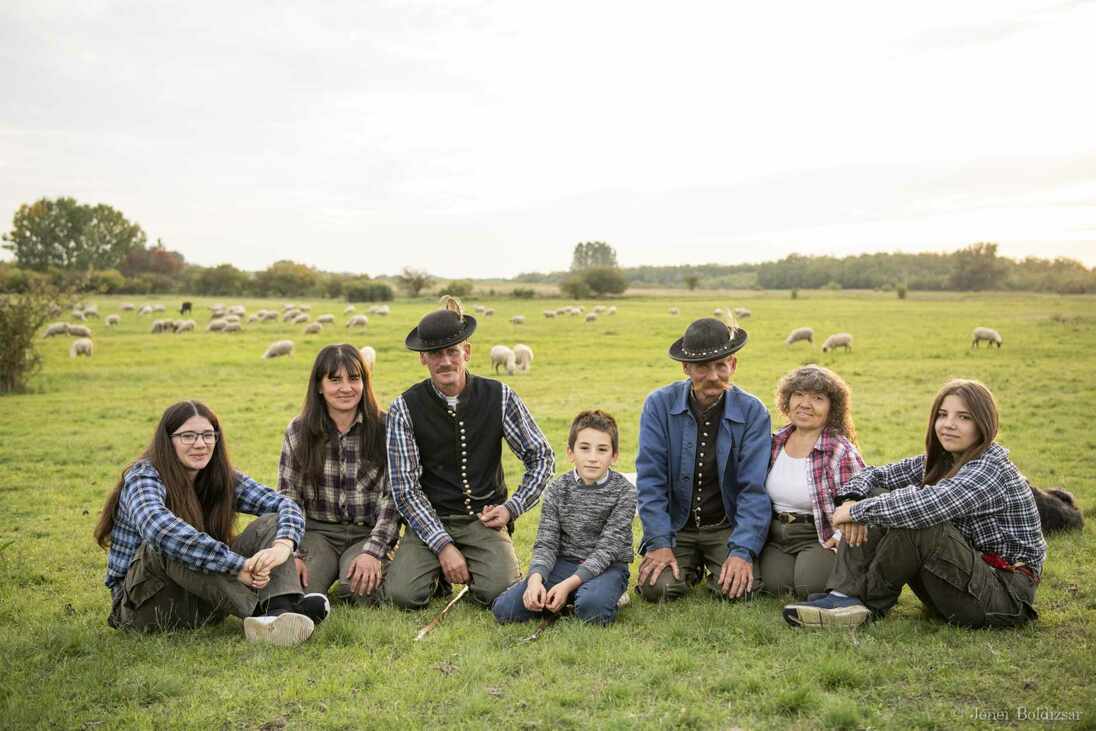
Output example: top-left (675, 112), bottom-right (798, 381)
top-left (617, 590), bottom-right (631, 608)
top-left (243, 612), bottom-right (315, 646)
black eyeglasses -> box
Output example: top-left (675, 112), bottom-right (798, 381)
top-left (171, 430), bottom-right (219, 445)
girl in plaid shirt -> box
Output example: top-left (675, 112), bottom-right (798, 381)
top-left (783, 379), bottom-right (1046, 629)
top-left (95, 400), bottom-right (325, 646)
top-left (759, 366), bottom-right (865, 598)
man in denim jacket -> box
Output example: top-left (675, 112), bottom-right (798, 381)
top-left (636, 318), bottom-right (772, 602)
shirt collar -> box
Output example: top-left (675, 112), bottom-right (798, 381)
top-left (672, 380), bottom-right (745, 423)
top-left (572, 468), bottom-right (611, 486)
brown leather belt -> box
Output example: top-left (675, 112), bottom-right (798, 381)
top-left (1013, 564), bottom-right (1040, 585)
top-left (774, 512), bottom-right (814, 525)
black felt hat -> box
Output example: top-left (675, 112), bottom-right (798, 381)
top-left (405, 307), bottom-right (477, 352)
top-left (668, 317), bottom-right (749, 362)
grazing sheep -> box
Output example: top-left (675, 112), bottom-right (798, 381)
top-left (669, 307), bottom-right (679, 315)
top-left (483, 308), bottom-right (495, 317)
top-left (298, 304), bottom-right (311, 312)
top-left (822, 332), bottom-right (853, 353)
top-left (733, 307), bottom-right (751, 319)
top-left (180, 301), bottom-right (192, 315)
top-left (66, 324), bottom-right (92, 338)
top-left (585, 313), bottom-right (597, 323)
top-left (82, 305), bottom-right (100, 318)
top-left (248, 314), bottom-right (260, 324)
top-left (223, 322), bottom-right (242, 333)
top-left (555, 307), bottom-right (568, 316)
top-left (175, 320), bottom-right (196, 333)
top-left (592, 305), bottom-right (606, 314)
top-left (152, 304), bottom-right (165, 313)
top-left (228, 305), bottom-right (246, 316)
top-left (282, 309), bottom-right (300, 322)
top-left (511, 315), bottom-right (525, 325)
top-left (490, 345), bottom-right (516, 375)
top-left (120, 303), bottom-right (135, 311)
top-left (263, 340), bottom-right (295, 359)
top-left (207, 319), bottom-right (227, 332)
top-left (317, 314), bottom-right (335, 324)
top-left (346, 314), bottom-right (368, 328)
top-left (344, 305), bottom-right (356, 314)
top-left (292, 315), bottom-right (310, 325)
top-left (785, 327), bottom-right (814, 346)
top-left (43, 323), bottom-right (69, 338)
top-left (359, 345), bottom-right (376, 372)
top-left (69, 337), bottom-right (93, 358)
top-left (106, 314), bottom-right (120, 327)
top-left (282, 303), bottom-right (295, 311)
top-left (543, 310), bottom-right (556, 318)
top-left (150, 319), bottom-right (172, 334)
top-left (607, 306), bottom-right (617, 315)
top-left (514, 344), bottom-right (534, 372)
top-left (971, 327), bottom-right (1002, 349)
top-left (303, 322), bottom-right (322, 334)
top-left (224, 315), bottom-right (241, 325)
top-left (713, 307), bottom-right (724, 317)
top-left (71, 310), bottom-right (86, 322)
top-left (261, 310), bottom-right (279, 321)
top-left (137, 305), bottom-right (153, 316)
top-left (473, 305), bottom-right (486, 314)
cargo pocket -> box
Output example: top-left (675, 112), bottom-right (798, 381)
top-left (924, 530), bottom-right (985, 599)
top-left (123, 559), bottom-right (166, 610)
top-left (983, 571), bottom-right (1037, 628)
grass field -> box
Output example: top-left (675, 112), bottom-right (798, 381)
top-left (1, 290), bottom-right (1094, 730)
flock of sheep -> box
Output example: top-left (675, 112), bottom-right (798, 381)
top-left (44, 300), bottom-right (1005, 369)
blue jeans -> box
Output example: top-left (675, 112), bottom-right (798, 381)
top-left (492, 559), bottom-right (630, 626)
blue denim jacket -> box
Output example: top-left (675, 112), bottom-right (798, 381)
top-left (636, 380), bottom-right (773, 561)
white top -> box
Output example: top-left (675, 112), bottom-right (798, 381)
top-left (765, 447), bottom-right (813, 514)
top-left (445, 395), bottom-right (459, 410)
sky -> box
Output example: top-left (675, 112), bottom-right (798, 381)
top-left (2, 0), bottom-right (1095, 278)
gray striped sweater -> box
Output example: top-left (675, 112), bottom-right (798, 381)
top-left (528, 469), bottom-right (636, 583)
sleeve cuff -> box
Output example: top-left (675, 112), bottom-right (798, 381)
top-left (502, 498), bottom-right (523, 520)
top-left (641, 535), bottom-right (673, 554)
top-left (728, 546), bottom-right (754, 563)
top-left (528, 565), bottom-right (550, 581)
top-left (226, 553), bottom-right (247, 574)
top-left (426, 532), bottom-right (454, 555)
top-left (575, 565), bottom-right (596, 583)
top-left (362, 540), bottom-right (389, 559)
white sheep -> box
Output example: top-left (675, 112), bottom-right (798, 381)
top-left (207, 319), bottom-right (227, 332)
top-left (785, 327), bottom-right (814, 346)
top-left (822, 332), bottom-right (853, 353)
top-left (513, 344), bottom-right (534, 372)
top-left (713, 307), bottom-right (724, 317)
top-left (71, 310), bottom-right (86, 322)
top-left (137, 305), bottom-right (153, 316)
top-left (175, 320), bottom-right (196, 333)
top-left (543, 310), bottom-right (556, 318)
top-left (568, 307), bottom-right (580, 317)
top-left (304, 322), bottom-right (322, 334)
top-left (484, 308), bottom-right (495, 317)
top-left (82, 305), bottom-right (100, 318)
top-left (282, 309), bottom-right (300, 322)
top-left (592, 305), bottom-right (606, 314)
top-left (152, 304), bottom-right (165, 313)
top-left (150, 319), bottom-right (172, 334)
top-left (298, 304), bottom-right (311, 312)
top-left (120, 303), bottom-right (135, 311)
top-left (263, 340), bottom-right (294, 359)
top-left (43, 323), bottom-right (69, 338)
top-left (106, 314), bottom-right (120, 327)
top-left (228, 305), bottom-right (246, 316)
top-left (346, 314), bottom-right (369, 328)
top-left (248, 314), bottom-right (260, 324)
top-left (261, 310), bottom-right (279, 321)
top-left (555, 307), bottom-right (568, 316)
top-left (733, 307), bottom-right (751, 319)
top-left (69, 337), bottom-right (93, 358)
top-left (490, 345), bottom-right (516, 375)
top-left (224, 322), bottom-right (242, 333)
top-left (511, 315), bottom-right (525, 325)
top-left (317, 314), bottom-right (335, 324)
top-left (971, 327), bottom-right (1003, 349)
top-left (359, 345), bottom-right (376, 372)
top-left (344, 305), bottom-right (356, 314)
top-left (292, 313), bottom-right (309, 324)
top-left (66, 324), bottom-right (92, 338)
top-left (224, 315), bottom-right (241, 325)
top-left (607, 306), bottom-right (617, 316)
top-left (669, 307), bottom-right (679, 316)
top-left (585, 313), bottom-right (598, 323)
top-left (473, 305), bottom-right (486, 314)
top-left (282, 303), bottom-right (295, 310)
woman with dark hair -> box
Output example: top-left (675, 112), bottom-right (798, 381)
top-left (278, 344), bottom-right (399, 606)
top-left (783, 379), bottom-right (1047, 629)
top-left (759, 365), bottom-right (865, 597)
top-left (96, 401), bottom-right (327, 645)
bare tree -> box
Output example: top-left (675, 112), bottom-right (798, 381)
top-left (397, 267), bottom-right (434, 297)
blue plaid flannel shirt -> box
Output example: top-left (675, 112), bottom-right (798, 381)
top-left (387, 379), bottom-right (555, 554)
top-left (104, 460), bottom-right (305, 588)
top-left (842, 443), bottom-right (1046, 573)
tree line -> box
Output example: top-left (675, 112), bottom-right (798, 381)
top-left (3, 197), bottom-right (1094, 297)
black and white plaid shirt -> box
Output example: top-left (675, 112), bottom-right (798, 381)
top-left (843, 443), bottom-right (1046, 573)
top-left (278, 413), bottom-right (399, 560)
top-left (387, 378), bottom-right (554, 554)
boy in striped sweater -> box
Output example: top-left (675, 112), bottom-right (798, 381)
top-left (492, 410), bottom-right (635, 625)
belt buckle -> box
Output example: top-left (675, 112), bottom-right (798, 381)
top-left (776, 512), bottom-right (794, 524)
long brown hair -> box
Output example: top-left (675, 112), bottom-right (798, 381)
top-left (774, 365), bottom-right (858, 446)
top-left (295, 344), bottom-right (387, 500)
top-left (923, 379), bottom-right (998, 485)
top-left (94, 401), bottom-right (238, 548)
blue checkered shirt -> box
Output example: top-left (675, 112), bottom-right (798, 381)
top-left (842, 444), bottom-right (1046, 573)
top-left (104, 460), bottom-right (305, 588)
top-left (387, 379), bottom-right (555, 554)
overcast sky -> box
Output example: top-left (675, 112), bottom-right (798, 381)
top-left (3, 1), bottom-right (1095, 277)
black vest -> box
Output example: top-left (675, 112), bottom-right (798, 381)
top-left (402, 374), bottom-right (508, 518)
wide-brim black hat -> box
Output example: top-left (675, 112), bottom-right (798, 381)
top-left (668, 317), bottom-right (748, 362)
top-left (405, 309), bottom-right (477, 352)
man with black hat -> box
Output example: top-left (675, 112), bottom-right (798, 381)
top-left (384, 300), bottom-right (555, 609)
top-left (635, 317), bottom-right (773, 602)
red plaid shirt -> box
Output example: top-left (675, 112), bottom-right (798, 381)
top-left (770, 425), bottom-right (866, 545)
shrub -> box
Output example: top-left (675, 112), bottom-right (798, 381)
top-left (559, 275), bottom-right (591, 299)
top-left (582, 267), bottom-right (628, 297)
top-left (791, 288), bottom-right (799, 300)
top-left (438, 280), bottom-right (475, 298)
top-left (511, 287), bottom-right (536, 299)
top-left (345, 282), bottom-right (393, 302)
top-left (823, 280), bottom-right (841, 290)
top-left (0, 282), bottom-right (64, 394)
top-left (897, 282), bottom-right (908, 299)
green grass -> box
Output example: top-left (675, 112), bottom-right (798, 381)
top-left (2, 290), bottom-right (1095, 729)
